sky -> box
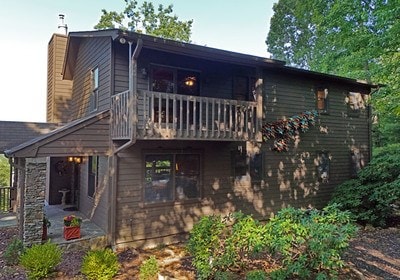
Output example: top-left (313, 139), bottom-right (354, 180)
top-left (0, 0), bottom-right (276, 122)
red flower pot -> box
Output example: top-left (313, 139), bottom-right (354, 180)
top-left (63, 226), bottom-right (81, 240)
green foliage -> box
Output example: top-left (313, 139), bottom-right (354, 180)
top-left (81, 248), bottom-right (119, 280)
top-left (187, 212), bottom-right (268, 279)
top-left (4, 238), bottom-right (25, 265)
top-left (267, 0), bottom-right (400, 147)
top-left (331, 144), bottom-right (400, 226)
top-left (188, 207), bottom-right (356, 279)
top-left (0, 154), bottom-right (10, 186)
top-left (139, 255), bottom-right (159, 280)
top-left (94, 0), bottom-right (193, 42)
top-left (266, 205), bottom-right (356, 279)
top-left (20, 241), bottom-right (62, 280)
top-left (246, 270), bottom-right (267, 280)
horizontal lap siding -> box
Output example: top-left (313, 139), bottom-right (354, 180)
top-left (70, 37), bottom-right (112, 120)
top-left (262, 73), bottom-right (371, 209)
top-left (115, 140), bottom-right (237, 248)
top-left (36, 117), bottom-right (110, 157)
top-left (79, 156), bottom-right (110, 232)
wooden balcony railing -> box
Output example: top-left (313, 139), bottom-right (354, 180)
top-left (111, 90), bottom-right (262, 141)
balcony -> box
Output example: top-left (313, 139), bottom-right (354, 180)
top-left (111, 90), bottom-right (262, 142)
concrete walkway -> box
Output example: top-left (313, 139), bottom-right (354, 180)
top-left (0, 212), bottom-right (17, 228)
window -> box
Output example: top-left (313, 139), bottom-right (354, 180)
top-left (144, 153), bottom-right (201, 203)
top-left (151, 66), bottom-right (200, 96)
top-left (90, 67), bottom-right (99, 112)
top-left (88, 156), bottom-right (99, 198)
top-left (316, 87), bottom-right (328, 113)
top-left (233, 76), bottom-right (257, 101)
top-left (347, 92), bottom-right (365, 117)
top-left (316, 151), bottom-right (330, 183)
top-left (231, 148), bottom-right (264, 181)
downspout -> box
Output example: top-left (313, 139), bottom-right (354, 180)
top-left (110, 38), bottom-right (143, 248)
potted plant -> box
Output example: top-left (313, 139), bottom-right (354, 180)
top-left (63, 215), bottom-right (82, 240)
top-left (42, 216), bottom-right (51, 241)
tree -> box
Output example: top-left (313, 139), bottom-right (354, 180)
top-left (266, 0), bottom-right (400, 146)
top-left (94, 0), bottom-right (193, 42)
top-left (0, 155), bottom-right (10, 186)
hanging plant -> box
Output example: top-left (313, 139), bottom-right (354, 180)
top-left (262, 110), bottom-right (318, 152)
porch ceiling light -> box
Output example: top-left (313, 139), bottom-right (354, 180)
top-left (68, 156), bottom-right (82, 164)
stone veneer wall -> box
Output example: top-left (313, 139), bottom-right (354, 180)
top-left (23, 158), bottom-right (47, 245)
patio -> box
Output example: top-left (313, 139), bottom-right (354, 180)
top-left (1, 205), bottom-right (108, 249)
top-left (44, 204), bottom-right (108, 250)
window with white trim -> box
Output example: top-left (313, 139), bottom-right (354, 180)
top-left (90, 67), bottom-right (99, 112)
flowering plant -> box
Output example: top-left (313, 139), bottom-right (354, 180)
top-left (63, 215), bottom-right (82, 227)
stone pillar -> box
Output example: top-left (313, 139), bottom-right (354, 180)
top-left (23, 158), bottom-right (46, 246)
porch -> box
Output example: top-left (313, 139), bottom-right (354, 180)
top-left (111, 89), bottom-right (262, 142)
top-left (44, 204), bottom-right (107, 250)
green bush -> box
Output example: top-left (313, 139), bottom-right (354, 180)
top-left (331, 143), bottom-right (400, 226)
top-left (139, 255), bottom-right (159, 280)
top-left (81, 248), bottom-right (119, 280)
top-left (246, 270), bottom-right (267, 280)
top-left (266, 205), bottom-right (357, 279)
top-left (188, 212), bottom-right (268, 279)
top-left (4, 238), bottom-right (25, 265)
top-left (20, 241), bottom-right (62, 280)
top-left (188, 206), bottom-right (356, 280)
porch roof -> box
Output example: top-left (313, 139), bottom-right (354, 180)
top-left (4, 111), bottom-right (110, 158)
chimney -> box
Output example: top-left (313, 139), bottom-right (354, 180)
top-left (58, 14), bottom-right (68, 35)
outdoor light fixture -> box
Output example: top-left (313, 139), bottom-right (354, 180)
top-left (67, 156), bottom-right (82, 164)
top-left (119, 37), bottom-right (127, 44)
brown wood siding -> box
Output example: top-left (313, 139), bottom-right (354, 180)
top-left (113, 71), bottom-right (371, 248)
top-left (70, 37), bottom-right (112, 120)
top-left (79, 156), bottom-right (109, 231)
top-left (114, 140), bottom-right (237, 248)
top-left (34, 116), bottom-right (111, 157)
top-left (46, 34), bottom-right (73, 123)
top-left (262, 72), bottom-right (371, 208)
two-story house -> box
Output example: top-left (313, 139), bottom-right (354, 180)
top-left (4, 29), bottom-right (377, 248)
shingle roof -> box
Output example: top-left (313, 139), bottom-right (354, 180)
top-left (0, 121), bottom-right (60, 154)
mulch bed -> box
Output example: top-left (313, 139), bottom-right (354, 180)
top-left (1, 223), bottom-right (399, 279)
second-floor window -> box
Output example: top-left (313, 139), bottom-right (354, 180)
top-left (151, 66), bottom-right (200, 96)
top-left (90, 67), bottom-right (99, 112)
top-left (347, 92), bottom-right (365, 117)
top-left (316, 87), bottom-right (329, 113)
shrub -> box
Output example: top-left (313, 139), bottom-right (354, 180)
top-left (4, 238), bottom-right (25, 265)
top-left (266, 205), bottom-right (357, 279)
top-left (188, 206), bottom-right (356, 280)
top-left (81, 248), bottom-right (119, 280)
top-left (246, 270), bottom-right (267, 280)
top-left (187, 212), bottom-right (268, 279)
top-left (139, 255), bottom-right (159, 280)
top-left (20, 241), bottom-right (62, 280)
top-left (331, 143), bottom-right (400, 226)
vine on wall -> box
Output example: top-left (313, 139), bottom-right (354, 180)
top-left (262, 110), bottom-right (318, 152)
